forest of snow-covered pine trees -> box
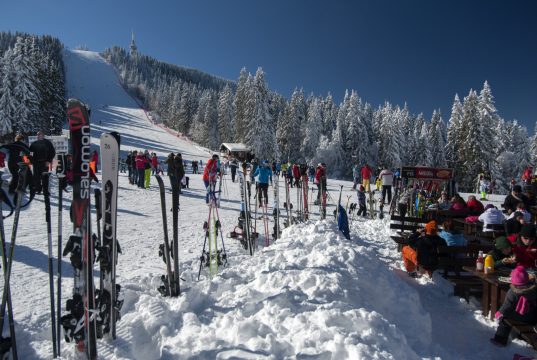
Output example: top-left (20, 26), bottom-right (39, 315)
top-left (0, 36), bottom-right (535, 193)
top-left (103, 46), bottom-right (537, 193)
top-left (0, 32), bottom-right (66, 139)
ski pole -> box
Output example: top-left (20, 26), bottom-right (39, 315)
top-left (0, 164), bottom-right (29, 360)
top-left (0, 182), bottom-right (17, 360)
top-left (43, 173), bottom-right (58, 358)
top-left (56, 167), bottom-right (64, 356)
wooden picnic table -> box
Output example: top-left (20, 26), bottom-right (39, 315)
top-left (452, 218), bottom-right (483, 236)
top-left (462, 266), bottom-right (511, 320)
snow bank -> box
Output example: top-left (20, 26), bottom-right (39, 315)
top-left (116, 221), bottom-right (436, 359)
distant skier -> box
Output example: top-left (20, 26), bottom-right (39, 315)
top-left (315, 163), bottom-right (328, 218)
top-left (203, 154), bottom-right (220, 204)
top-left (253, 160), bottom-right (273, 206)
top-left (229, 158), bottom-right (239, 182)
top-left (135, 151), bottom-right (148, 188)
top-left (91, 149), bottom-right (99, 174)
top-left (352, 164), bottom-right (360, 190)
top-left (29, 131), bottom-right (56, 195)
top-left (308, 165), bottom-right (315, 183)
top-left (143, 150), bottom-right (151, 188)
top-left (361, 164), bottom-right (373, 192)
top-left (357, 185), bottom-right (367, 217)
top-left (151, 153), bottom-right (159, 175)
top-left (378, 167), bottom-right (394, 204)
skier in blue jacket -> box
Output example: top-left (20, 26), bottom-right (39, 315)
top-left (253, 160), bottom-right (273, 206)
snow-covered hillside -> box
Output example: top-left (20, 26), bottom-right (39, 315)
top-left (1, 49), bottom-right (534, 359)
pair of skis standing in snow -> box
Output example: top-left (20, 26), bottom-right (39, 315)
top-left (155, 153), bottom-right (229, 288)
top-left (59, 99), bottom-right (122, 359)
top-left (230, 160), bottom-right (281, 254)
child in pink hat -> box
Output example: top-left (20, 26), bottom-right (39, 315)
top-left (491, 266), bottom-right (537, 346)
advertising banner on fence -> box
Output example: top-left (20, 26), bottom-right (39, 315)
top-left (401, 166), bottom-right (454, 180)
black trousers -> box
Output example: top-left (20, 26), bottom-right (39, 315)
top-left (382, 185), bottom-right (392, 204)
top-left (231, 167), bottom-right (237, 182)
top-left (258, 183), bottom-right (269, 205)
top-left (32, 162), bottom-right (49, 194)
top-left (398, 203), bottom-right (407, 218)
top-left (8, 164), bottom-right (20, 192)
top-left (358, 204), bottom-right (367, 216)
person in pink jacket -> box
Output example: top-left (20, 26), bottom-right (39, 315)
top-left (151, 153), bottom-right (159, 175)
top-left (135, 153), bottom-right (148, 188)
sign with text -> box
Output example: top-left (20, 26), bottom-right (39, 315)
top-left (28, 135), bottom-right (69, 154)
top-left (401, 166), bottom-right (454, 180)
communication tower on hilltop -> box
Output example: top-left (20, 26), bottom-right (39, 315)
top-left (130, 31), bottom-right (137, 57)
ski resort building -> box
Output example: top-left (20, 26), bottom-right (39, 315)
top-left (219, 143), bottom-right (251, 161)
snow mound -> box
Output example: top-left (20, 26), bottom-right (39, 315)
top-left (117, 221), bottom-right (434, 359)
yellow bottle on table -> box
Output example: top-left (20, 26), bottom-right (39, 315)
top-left (484, 254), bottom-right (494, 274)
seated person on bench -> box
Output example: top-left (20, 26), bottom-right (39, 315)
top-left (487, 236), bottom-right (516, 269)
top-left (401, 221), bottom-right (447, 278)
top-left (438, 219), bottom-right (466, 247)
top-left (491, 265), bottom-right (537, 347)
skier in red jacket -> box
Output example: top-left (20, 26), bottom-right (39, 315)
top-left (361, 164), bottom-right (373, 192)
top-left (203, 154), bottom-right (220, 204)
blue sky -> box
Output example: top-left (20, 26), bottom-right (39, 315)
top-left (1, 0), bottom-right (536, 132)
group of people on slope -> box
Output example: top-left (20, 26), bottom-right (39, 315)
top-left (125, 150), bottom-right (189, 191)
top-left (351, 164), bottom-right (396, 218)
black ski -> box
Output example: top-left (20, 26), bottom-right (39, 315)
top-left (61, 99), bottom-right (97, 359)
top-left (171, 169), bottom-right (180, 295)
top-left (155, 175), bottom-right (176, 296)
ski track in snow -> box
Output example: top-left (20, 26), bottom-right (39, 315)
top-left (1, 49), bottom-right (535, 359)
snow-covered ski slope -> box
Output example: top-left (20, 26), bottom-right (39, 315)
top-left (62, 49), bottom-right (211, 160)
top-left (1, 49), bottom-right (534, 359)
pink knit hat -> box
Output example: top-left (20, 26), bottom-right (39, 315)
top-left (511, 266), bottom-right (530, 286)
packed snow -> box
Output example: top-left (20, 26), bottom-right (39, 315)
top-left (0, 49), bottom-right (535, 359)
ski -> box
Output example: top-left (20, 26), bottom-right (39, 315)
top-left (171, 163), bottom-right (180, 295)
top-left (155, 175), bottom-right (176, 296)
top-left (301, 174), bottom-right (309, 221)
top-left (272, 176), bottom-right (280, 239)
top-left (98, 132), bottom-right (122, 338)
top-left (198, 177), bottom-right (228, 279)
top-left (61, 99), bottom-right (97, 359)
top-left (368, 191), bottom-right (376, 219)
top-left (238, 167), bottom-right (253, 255)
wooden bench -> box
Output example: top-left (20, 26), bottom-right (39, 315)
top-left (436, 244), bottom-right (494, 302)
top-left (505, 319), bottom-right (537, 350)
top-left (437, 244), bottom-right (494, 278)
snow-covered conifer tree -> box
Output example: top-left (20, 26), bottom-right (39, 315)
top-left (0, 48), bottom-right (15, 136)
top-left (460, 89), bottom-right (482, 190)
top-left (428, 110), bottom-right (447, 167)
top-left (245, 68), bottom-right (275, 160)
top-left (12, 37), bottom-right (40, 134)
top-left (217, 84), bottom-right (234, 143)
top-left (234, 67), bottom-right (249, 142)
top-left (276, 88), bottom-right (304, 162)
top-left (301, 97), bottom-right (323, 164)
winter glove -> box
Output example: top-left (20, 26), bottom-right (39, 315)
top-left (495, 311), bottom-right (503, 321)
